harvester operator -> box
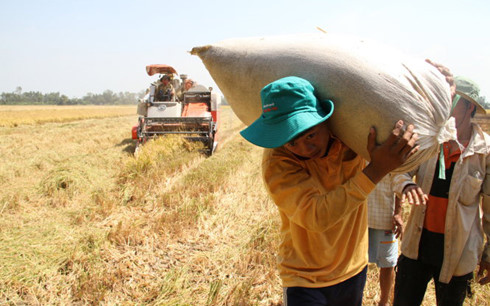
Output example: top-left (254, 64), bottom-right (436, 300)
top-left (155, 74), bottom-right (175, 101)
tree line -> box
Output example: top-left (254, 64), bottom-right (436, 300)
top-left (2, 86), bottom-right (484, 109)
top-left (0, 87), bottom-right (145, 105)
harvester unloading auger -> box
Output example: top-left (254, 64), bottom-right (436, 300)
top-left (132, 64), bottom-right (220, 155)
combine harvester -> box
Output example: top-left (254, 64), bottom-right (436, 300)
top-left (132, 64), bottom-right (220, 155)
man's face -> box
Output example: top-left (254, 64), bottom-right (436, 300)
top-left (185, 81), bottom-right (193, 90)
top-left (284, 121), bottom-right (331, 159)
top-left (452, 98), bottom-right (475, 127)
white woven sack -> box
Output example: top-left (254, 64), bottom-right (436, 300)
top-left (191, 33), bottom-right (456, 173)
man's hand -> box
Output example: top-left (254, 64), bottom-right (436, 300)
top-left (401, 184), bottom-right (428, 206)
top-left (393, 213), bottom-right (404, 239)
top-left (477, 260), bottom-right (490, 285)
top-left (363, 120), bottom-right (419, 184)
top-left (426, 59), bottom-right (456, 98)
top-left (393, 196), bottom-right (404, 239)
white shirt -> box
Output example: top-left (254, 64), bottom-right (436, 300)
top-left (368, 174), bottom-right (395, 230)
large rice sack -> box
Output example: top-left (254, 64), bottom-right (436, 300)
top-left (191, 33), bottom-right (456, 173)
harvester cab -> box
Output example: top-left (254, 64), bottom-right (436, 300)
top-left (132, 64), bottom-right (220, 155)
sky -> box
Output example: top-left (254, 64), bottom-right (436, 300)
top-left (1, 0), bottom-right (489, 99)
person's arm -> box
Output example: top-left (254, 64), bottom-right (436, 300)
top-left (263, 150), bottom-right (375, 233)
top-left (393, 196), bottom-right (404, 239)
top-left (401, 184), bottom-right (428, 205)
top-left (425, 59), bottom-right (456, 98)
top-left (391, 164), bottom-right (428, 206)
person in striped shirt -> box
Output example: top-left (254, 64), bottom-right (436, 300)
top-left (367, 174), bottom-right (403, 306)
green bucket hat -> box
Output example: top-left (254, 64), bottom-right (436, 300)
top-left (454, 76), bottom-right (486, 114)
top-left (240, 76), bottom-right (334, 148)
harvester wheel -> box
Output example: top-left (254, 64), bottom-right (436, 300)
top-left (207, 133), bottom-right (218, 156)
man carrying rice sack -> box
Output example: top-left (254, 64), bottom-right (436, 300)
top-left (239, 76), bottom-right (419, 305)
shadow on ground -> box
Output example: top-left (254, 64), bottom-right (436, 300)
top-left (116, 138), bottom-right (137, 154)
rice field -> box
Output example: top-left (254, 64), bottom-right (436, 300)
top-left (0, 105), bottom-right (136, 127)
top-left (0, 105), bottom-right (488, 305)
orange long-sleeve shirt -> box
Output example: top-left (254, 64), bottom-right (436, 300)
top-left (262, 137), bottom-right (375, 288)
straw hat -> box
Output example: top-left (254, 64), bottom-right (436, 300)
top-left (455, 76), bottom-right (486, 114)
